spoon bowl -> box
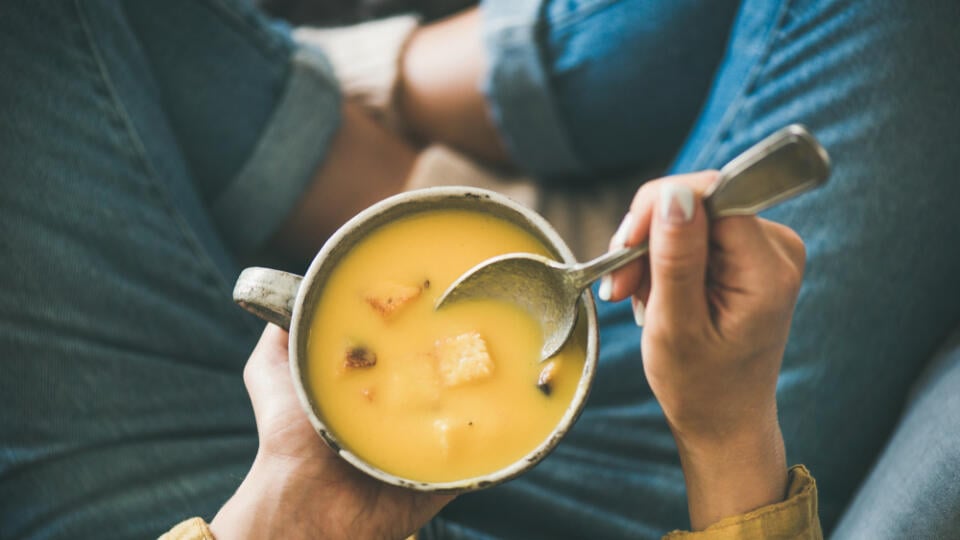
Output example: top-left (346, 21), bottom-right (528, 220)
top-left (436, 124), bottom-right (831, 360)
top-left (437, 253), bottom-right (583, 360)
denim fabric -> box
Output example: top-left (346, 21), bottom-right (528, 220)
top-left (480, 1), bottom-right (588, 178)
top-left (831, 325), bottom-right (960, 539)
top-left (4, 0), bottom-right (960, 539)
top-left (481, 0), bottom-right (740, 182)
top-left (431, 0), bottom-right (960, 538)
top-left (0, 1), bottom-right (339, 538)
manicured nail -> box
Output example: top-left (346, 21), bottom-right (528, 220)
top-left (632, 297), bottom-right (646, 327)
top-left (611, 212), bottom-right (635, 248)
top-left (659, 183), bottom-right (694, 224)
top-left (598, 275), bottom-right (612, 301)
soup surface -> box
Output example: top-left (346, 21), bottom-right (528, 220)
top-left (306, 209), bottom-right (587, 483)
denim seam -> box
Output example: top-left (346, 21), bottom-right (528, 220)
top-left (75, 0), bottom-right (238, 302)
top-left (727, 0), bottom-right (796, 138)
top-left (547, 0), bottom-right (627, 34)
top-left (203, 0), bottom-right (291, 57)
top-left (688, 0), bottom-right (794, 171)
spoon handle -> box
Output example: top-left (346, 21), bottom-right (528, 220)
top-left (568, 124), bottom-right (830, 290)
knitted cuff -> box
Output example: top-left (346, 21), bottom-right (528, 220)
top-left (403, 145), bottom-right (635, 261)
top-left (159, 517), bottom-right (214, 540)
top-left (293, 15), bottom-right (420, 130)
top-left (404, 145), bottom-right (538, 210)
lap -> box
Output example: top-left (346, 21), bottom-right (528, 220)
top-left (675, 0), bottom-right (960, 530)
top-left (0, 1), bottom-right (336, 537)
top-left (445, 0), bottom-right (960, 537)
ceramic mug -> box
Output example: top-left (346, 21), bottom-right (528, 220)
top-left (232, 186), bottom-right (599, 493)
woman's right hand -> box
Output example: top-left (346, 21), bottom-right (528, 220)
top-left (603, 171), bottom-right (806, 529)
top-left (210, 325), bottom-right (454, 540)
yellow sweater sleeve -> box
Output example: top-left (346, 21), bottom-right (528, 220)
top-left (157, 518), bottom-right (420, 540)
top-left (158, 517), bottom-right (215, 540)
top-left (159, 467), bottom-right (820, 540)
top-left (663, 465), bottom-right (822, 540)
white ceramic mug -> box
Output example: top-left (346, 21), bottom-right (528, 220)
top-left (233, 187), bottom-right (599, 492)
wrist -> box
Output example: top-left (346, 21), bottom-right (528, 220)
top-left (210, 453), bottom-right (321, 540)
top-left (668, 401), bottom-right (780, 453)
top-left (672, 415), bottom-right (788, 530)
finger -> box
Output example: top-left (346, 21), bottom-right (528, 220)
top-left (706, 217), bottom-right (807, 327)
top-left (646, 181), bottom-right (711, 327)
top-left (600, 211), bottom-right (643, 302)
top-left (631, 265), bottom-right (651, 327)
top-left (243, 324), bottom-right (292, 428)
top-left (600, 181), bottom-right (656, 302)
top-left (605, 171), bottom-right (718, 302)
top-left (635, 256), bottom-right (651, 302)
top-left (709, 216), bottom-right (797, 288)
top-left (759, 219), bottom-right (806, 271)
top-left (710, 215), bottom-right (769, 262)
top-left (625, 172), bottom-right (717, 246)
top-left (757, 219), bottom-right (807, 302)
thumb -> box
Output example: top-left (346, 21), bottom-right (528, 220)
top-left (646, 182), bottom-right (710, 326)
top-left (243, 324), bottom-right (296, 431)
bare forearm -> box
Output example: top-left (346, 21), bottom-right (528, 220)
top-left (210, 455), bottom-right (326, 540)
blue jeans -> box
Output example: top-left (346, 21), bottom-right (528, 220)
top-left (830, 326), bottom-right (960, 539)
top-left (2, 1), bottom-right (959, 540)
top-left (423, 0), bottom-right (960, 538)
top-left (0, 1), bottom-right (339, 537)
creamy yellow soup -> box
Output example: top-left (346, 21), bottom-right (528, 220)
top-left (306, 209), bottom-right (587, 483)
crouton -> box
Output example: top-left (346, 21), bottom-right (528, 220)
top-left (364, 281), bottom-right (423, 318)
top-left (435, 331), bottom-right (494, 387)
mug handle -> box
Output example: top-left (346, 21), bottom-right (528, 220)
top-left (233, 267), bottom-right (303, 330)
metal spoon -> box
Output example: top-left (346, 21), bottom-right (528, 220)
top-left (436, 124), bottom-right (831, 361)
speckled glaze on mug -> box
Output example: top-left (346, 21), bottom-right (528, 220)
top-left (233, 187), bottom-right (599, 493)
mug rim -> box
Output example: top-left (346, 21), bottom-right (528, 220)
top-left (287, 186), bottom-right (599, 493)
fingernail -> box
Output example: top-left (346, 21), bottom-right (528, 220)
top-left (598, 275), bottom-right (612, 301)
top-left (611, 212), bottom-right (635, 248)
top-left (631, 297), bottom-right (646, 327)
top-left (659, 183), bottom-right (694, 224)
